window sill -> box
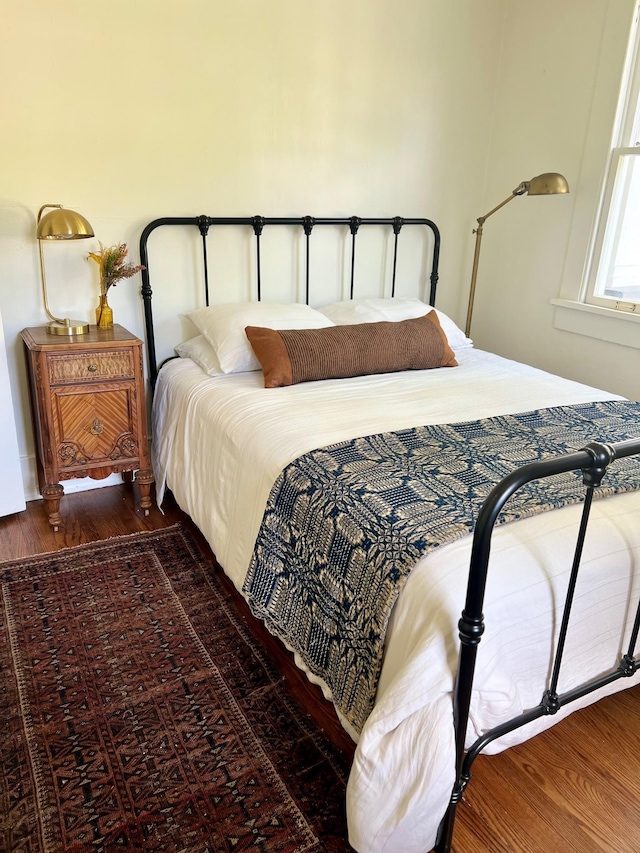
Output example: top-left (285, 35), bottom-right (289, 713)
top-left (551, 298), bottom-right (640, 349)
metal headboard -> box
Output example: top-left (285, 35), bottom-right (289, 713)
top-left (139, 215), bottom-right (440, 390)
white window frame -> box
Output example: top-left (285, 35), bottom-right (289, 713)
top-left (585, 3), bottom-right (640, 314)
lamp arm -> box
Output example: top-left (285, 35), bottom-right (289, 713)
top-left (37, 203), bottom-right (62, 224)
top-left (37, 203), bottom-right (75, 327)
top-left (476, 183), bottom-right (526, 226)
top-left (464, 187), bottom-right (525, 337)
top-left (38, 240), bottom-right (67, 325)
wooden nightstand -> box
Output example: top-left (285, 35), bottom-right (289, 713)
top-left (21, 324), bottom-right (154, 529)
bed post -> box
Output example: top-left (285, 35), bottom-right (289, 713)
top-left (428, 221), bottom-right (440, 307)
top-left (139, 215), bottom-right (200, 392)
top-left (139, 219), bottom-right (160, 392)
top-left (434, 610), bottom-right (484, 852)
top-left (433, 472), bottom-right (504, 853)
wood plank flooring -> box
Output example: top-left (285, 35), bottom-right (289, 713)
top-left (1, 484), bottom-right (638, 853)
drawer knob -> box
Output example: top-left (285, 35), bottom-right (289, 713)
top-left (87, 363), bottom-right (98, 372)
top-left (89, 419), bottom-right (104, 435)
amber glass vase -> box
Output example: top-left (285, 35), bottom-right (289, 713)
top-left (95, 294), bottom-right (113, 330)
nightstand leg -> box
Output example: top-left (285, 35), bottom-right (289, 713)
top-left (135, 469), bottom-right (154, 515)
top-left (42, 483), bottom-right (64, 531)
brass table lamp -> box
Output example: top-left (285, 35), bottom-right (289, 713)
top-left (36, 204), bottom-right (95, 335)
top-left (465, 173), bottom-right (569, 337)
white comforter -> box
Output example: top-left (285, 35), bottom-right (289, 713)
top-left (152, 348), bottom-right (640, 852)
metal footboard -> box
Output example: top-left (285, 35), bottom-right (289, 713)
top-left (435, 436), bottom-right (640, 853)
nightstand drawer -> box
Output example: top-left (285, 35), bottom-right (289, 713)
top-left (47, 350), bottom-right (135, 384)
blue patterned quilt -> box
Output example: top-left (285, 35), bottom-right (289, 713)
top-left (243, 400), bottom-right (640, 732)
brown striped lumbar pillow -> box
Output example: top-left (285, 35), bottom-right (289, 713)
top-left (245, 310), bottom-right (458, 388)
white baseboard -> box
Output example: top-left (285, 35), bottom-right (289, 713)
top-left (21, 454), bottom-right (124, 503)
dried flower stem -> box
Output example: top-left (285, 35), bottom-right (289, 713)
top-left (88, 242), bottom-right (145, 296)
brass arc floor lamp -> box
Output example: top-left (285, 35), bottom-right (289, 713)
top-left (37, 204), bottom-right (95, 335)
top-left (465, 172), bottom-right (569, 337)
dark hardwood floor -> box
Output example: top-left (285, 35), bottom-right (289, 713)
top-left (1, 483), bottom-right (638, 853)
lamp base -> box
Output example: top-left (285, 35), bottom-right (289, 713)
top-left (46, 319), bottom-right (90, 336)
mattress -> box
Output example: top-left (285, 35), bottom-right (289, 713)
top-left (152, 347), bottom-right (640, 852)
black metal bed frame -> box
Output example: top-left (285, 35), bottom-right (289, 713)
top-left (434, 436), bottom-right (640, 852)
top-left (137, 213), bottom-right (640, 852)
top-left (139, 214), bottom-right (440, 390)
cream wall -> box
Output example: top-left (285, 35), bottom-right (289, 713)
top-left (2, 0), bottom-right (635, 507)
top-left (470, 0), bottom-right (639, 401)
top-left (1, 0), bottom-right (506, 500)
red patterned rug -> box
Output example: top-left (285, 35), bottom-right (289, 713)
top-left (0, 525), bottom-right (353, 852)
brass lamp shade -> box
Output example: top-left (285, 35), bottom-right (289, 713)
top-left (36, 204), bottom-right (95, 335)
top-left (465, 172), bottom-right (570, 337)
top-left (37, 207), bottom-right (94, 241)
top-left (525, 172), bottom-right (570, 196)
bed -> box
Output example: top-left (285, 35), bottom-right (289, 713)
top-left (140, 214), bottom-right (640, 852)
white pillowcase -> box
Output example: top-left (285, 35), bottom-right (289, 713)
top-left (175, 335), bottom-right (222, 376)
top-left (185, 302), bottom-right (335, 374)
top-left (317, 298), bottom-right (473, 350)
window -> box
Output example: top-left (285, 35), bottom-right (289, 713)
top-left (587, 4), bottom-right (640, 313)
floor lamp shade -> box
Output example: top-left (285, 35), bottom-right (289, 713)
top-left (465, 173), bottom-right (569, 338)
top-left (36, 204), bottom-right (95, 336)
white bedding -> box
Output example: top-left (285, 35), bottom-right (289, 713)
top-left (152, 347), bottom-right (640, 852)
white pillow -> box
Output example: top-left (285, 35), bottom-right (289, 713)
top-left (317, 298), bottom-right (473, 350)
top-left (175, 335), bottom-right (222, 375)
top-left (185, 302), bottom-right (335, 374)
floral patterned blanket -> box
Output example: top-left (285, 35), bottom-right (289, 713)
top-left (243, 400), bottom-right (640, 732)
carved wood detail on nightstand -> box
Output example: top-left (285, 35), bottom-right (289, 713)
top-left (110, 434), bottom-right (137, 460)
top-left (21, 325), bottom-right (154, 527)
top-left (58, 442), bottom-right (88, 466)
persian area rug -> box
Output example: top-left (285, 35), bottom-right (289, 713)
top-left (0, 525), bottom-right (352, 852)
